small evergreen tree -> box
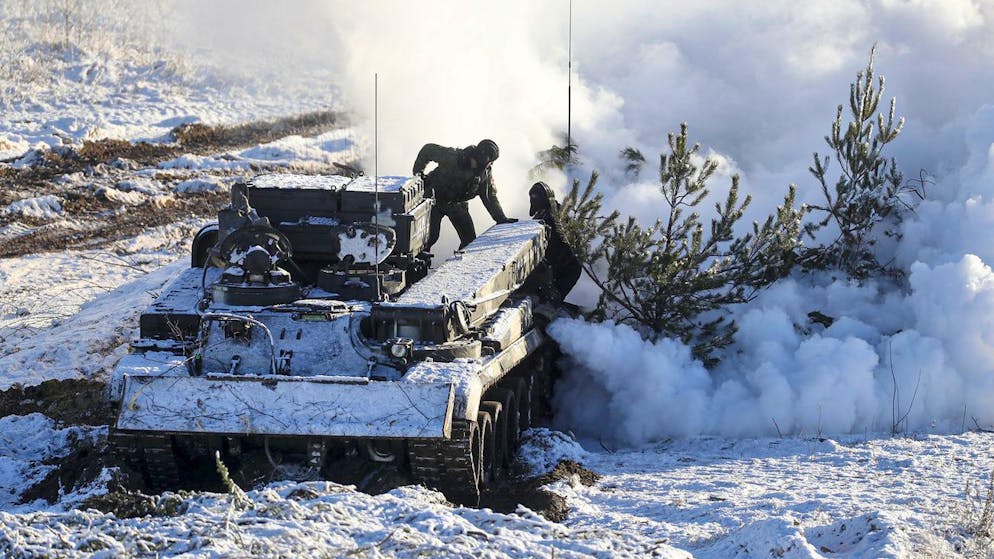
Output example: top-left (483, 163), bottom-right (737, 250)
top-left (804, 45), bottom-right (905, 278)
top-left (560, 124), bottom-right (803, 365)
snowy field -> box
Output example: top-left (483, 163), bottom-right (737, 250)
top-left (0, 229), bottom-right (990, 557)
top-left (2, 1), bottom-right (994, 558)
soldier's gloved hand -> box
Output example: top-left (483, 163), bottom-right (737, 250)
top-left (498, 218), bottom-right (519, 224)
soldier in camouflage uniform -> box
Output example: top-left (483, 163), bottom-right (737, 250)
top-left (413, 139), bottom-right (517, 251)
top-left (524, 181), bottom-right (581, 302)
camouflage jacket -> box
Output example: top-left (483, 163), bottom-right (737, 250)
top-left (412, 143), bottom-right (508, 221)
top-left (533, 208), bottom-right (581, 297)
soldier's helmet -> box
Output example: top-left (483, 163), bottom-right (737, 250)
top-left (529, 181), bottom-right (557, 217)
top-left (476, 139), bottom-right (499, 163)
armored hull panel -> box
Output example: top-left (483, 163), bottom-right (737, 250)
top-left (248, 174), bottom-right (424, 221)
top-left (371, 221), bottom-right (547, 342)
top-left (397, 221), bottom-right (546, 305)
top-left (139, 266), bottom-right (214, 340)
top-left (341, 175), bottom-right (425, 214)
top-left (247, 175), bottom-right (351, 224)
top-left (388, 197), bottom-right (432, 255)
top-left (116, 374), bottom-right (454, 439)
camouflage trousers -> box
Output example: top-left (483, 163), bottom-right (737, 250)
top-left (426, 202), bottom-right (476, 250)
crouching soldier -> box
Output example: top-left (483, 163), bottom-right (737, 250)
top-left (413, 139), bottom-right (517, 251)
top-left (523, 181), bottom-right (581, 303)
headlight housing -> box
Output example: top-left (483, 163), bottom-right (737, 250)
top-left (386, 337), bottom-right (414, 359)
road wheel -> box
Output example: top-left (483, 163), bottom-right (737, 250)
top-left (489, 388), bottom-right (518, 469)
top-left (476, 411), bottom-right (495, 486)
top-left (513, 376), bottom-right (531, 431)
top-left (480, 400), bottom-right (505, 474)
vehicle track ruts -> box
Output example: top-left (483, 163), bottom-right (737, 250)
top-left (0, 110), bottom-right (351, 258)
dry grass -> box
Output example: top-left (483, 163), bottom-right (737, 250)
top-left (946, 468), bottom-right (994, 558)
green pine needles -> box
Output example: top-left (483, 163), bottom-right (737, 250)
top-left (545, 46), bottom-right (914, 366)
top-left (804, 45), bottom-right (905, 278)
top-left (560, 124), bottom-right (803, 366)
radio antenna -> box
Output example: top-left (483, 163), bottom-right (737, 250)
top-left (567, 0), bottom-right (572, 151)
top-left (374, 73), bottom-right (382, 300)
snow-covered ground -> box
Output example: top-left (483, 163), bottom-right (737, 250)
top-left (0, 232), bottom-right (987, 557)
top-left (0, 26), bottom-right (340, 160)
top-left (560, 433), bottom-right (992, 558)
top-left (0, 224), bottom-right (195, 389)
top-left (2, 2), bottom-right (994, 558)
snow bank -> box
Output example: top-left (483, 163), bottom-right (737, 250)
top-left (175, 177), bottom-right (224, 193)
top-left (238, 129), bottom-right (358, 167)
top-left (0, 481), bottom-right (688, 558)
top-left (94, 186), bottom-right (147, 206)
top-left (695, 513), bottom-right (913, 559)
top-left (517, 428), bottom-right (590, 476)
top-left (115, 179), bottom-right (164, 195)
top-left (558, 433), bottom-right (980, 558)
top-left (1, 196), bottom-right (63, 220)
top-left (0, 260), bottom-right (185, 389)
top-left (0, 414), bottom-right (102, 509)
top-left (158, 154), bottom-right (251, 171)
top-left (0, 221), bottom-right (202, 389)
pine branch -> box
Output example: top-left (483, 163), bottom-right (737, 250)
top-left (555, 124), bottom-right (803, 365)
top-left (803, 45), bottom-right (909, 278)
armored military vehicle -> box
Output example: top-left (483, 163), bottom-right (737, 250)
top-left (107, 172), bottom-right (554, 504)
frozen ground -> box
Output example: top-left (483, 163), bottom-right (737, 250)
top-left (0, 225), bottom-right (195, 390)
top-left (0, 39), bottom-right (340, 159)
top-left (0, 237), bottom-right (988, 557)
top-left (0, 6), bottom-right (991, 557)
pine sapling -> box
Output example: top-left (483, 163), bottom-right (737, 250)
top-left (560, 124), bottom-right (802, 365)
top-left (804, 45), bottom-right (905, 278)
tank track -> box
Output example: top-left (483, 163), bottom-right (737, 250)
top-left (108, 430), bottom-right (181, 492)
top-left (408, 358), bottom-right (549, 505)
top-left (408, 419), bottom-right (481, 505)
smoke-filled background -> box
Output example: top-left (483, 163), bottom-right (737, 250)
top-left (174, 0), bottom-right (994, 442)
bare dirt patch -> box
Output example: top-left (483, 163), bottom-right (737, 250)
top-left (76, 139), bottom-right (175, 166)
top-left (481, 460), bottom-right (601, 522)
top-left (172, 110), bottom-right (342, 151)
top-left (0, 378), bottom-right (113, 426)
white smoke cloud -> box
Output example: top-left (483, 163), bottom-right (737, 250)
top-left (168, 1), bottom-right (994, 442)
top-left (545, 1), bottom-right (994, 443)
top-left (320, 2), bottom-right (570, 237)
top-left (552, 254), bottom-right (994, 442)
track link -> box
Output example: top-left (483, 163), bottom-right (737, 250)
top-left (409, 419), bottom-right (481, 506)
top-left (109, 430), bottom-right (181, 492)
